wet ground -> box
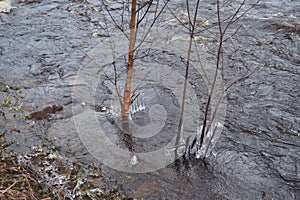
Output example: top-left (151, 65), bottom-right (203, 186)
top-left (1, 0), bottom-right (300, 199)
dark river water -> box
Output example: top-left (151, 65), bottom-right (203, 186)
top-left (0, 0), bottom-right (299, 199)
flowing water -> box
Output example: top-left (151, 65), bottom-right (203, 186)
top-left (0, 0), bottom-right (299, 199)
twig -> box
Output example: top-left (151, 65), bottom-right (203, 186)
top-left (0, 181), bottom-right (18, 196)
top-left (225, 53), bottom-right (268, 91)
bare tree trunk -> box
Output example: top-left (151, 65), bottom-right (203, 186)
top-left (121, 0), bottom-right (137, 152)
top-left (122, 0), bottom-right (137, 118)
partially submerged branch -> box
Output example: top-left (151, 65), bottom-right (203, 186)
top-left (175, 0), bottom-right (201, 159)
top-left (186, 0), bottom-right (261, 160)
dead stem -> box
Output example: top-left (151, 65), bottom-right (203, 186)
top-left (0, 181), bottom-right (18, 196)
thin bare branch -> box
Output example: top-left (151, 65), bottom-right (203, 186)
top-left (175, 0), bottom-right (201, 159)
top-left (198, 0), bottom-right (224, 151)
top-left (134, 0), bottom-right (170, 51)
top-left (225, 53), bottom-right (268, 91)
top-left (165, 3), bottom-right (190, 31)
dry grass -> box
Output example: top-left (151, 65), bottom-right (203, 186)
top-left (0, 152), bottom-right (51, 199)
top-left (0, 139), bottom-right (130, 200)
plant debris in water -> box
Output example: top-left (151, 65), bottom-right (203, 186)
top-left (0, 133), bottom-right (131, 200)
top-left (26, 104), bottom-right (64, 120)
